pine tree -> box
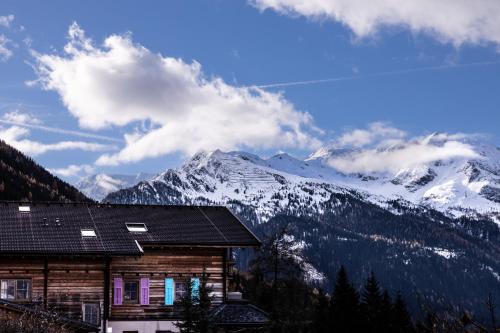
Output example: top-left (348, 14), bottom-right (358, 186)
top-left (391, 292), bottom-right (414, 333)
top-left (313, 289), bottom-right (330, 333)
top-left (361, 271), bottom-right (384, 332)
top-left (195, 272), bottom-right (215, 333)
top-left (330, 266), bottom-right (361, 333)
top-left (175, 280), bottom-right (196, 333)
top-left (175, 274), bottom-right (215, 333)
top-left (380, 290), bottom-right (393, 331)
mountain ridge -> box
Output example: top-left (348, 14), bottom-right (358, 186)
top-left (102, 141), bottom-right (500, 317)
top-left (102, 138), bottom-right (500, 223)
top-left (0, 140), bottom-right (90, 202)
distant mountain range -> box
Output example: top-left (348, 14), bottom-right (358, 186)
top-left (0, 140), bottom-right (90, 202)
top-left (93, 134), bottom-right (500, 317)
top-left (99, 133), bottom-right (500, 222)
top-left (76, 173), bottom-right (154, 201)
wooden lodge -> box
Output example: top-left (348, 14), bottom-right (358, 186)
top-left (0, 202), bottom-right (267, 333)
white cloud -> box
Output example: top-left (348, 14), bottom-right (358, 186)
top-left (337, 122), bottom-right (405, 147)
top-left (2, 110), bottom-right (42, 125)
top-left (32, 23), bottom-right (322, 166)
top-left (0, 125), bottom-right (113, 156)
top-left (0, 34), bottom-right (13, 61)
top-left (49, 164), bottom-right (94, 177)
top-left (328, 129), bottom-right (480, 174)
top-left (250, 0), bottom-right (500, 47)
top-left (0, 15), bottom-right (14, 28)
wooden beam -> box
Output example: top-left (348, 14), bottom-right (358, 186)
top-left (43, 257), bottom-right (48, 308)
top-left (103, 256), bottom-right (111, 332)
top-left (222, 249), bottom-right (227, 303)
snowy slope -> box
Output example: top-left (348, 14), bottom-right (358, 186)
top-left (76, 173), bottom-right (154, 201)
top-left (102, 142), bottom-right (500, 315)
top-left (104, 135), bottom-right (500, 223)
top-left (305, 135), bottom-right (500, 221)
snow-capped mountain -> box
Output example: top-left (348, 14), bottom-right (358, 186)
top-left (104, 136), bottom-right (500, 315)
top-left (76, 173), bottom-right (154, 201)
top-left (104, 134), bottom-right (500, 223)
top-left (305, 134), bottom-right (500, 222)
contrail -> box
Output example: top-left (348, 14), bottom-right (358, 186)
top-left (0, 119), bottom-right (124, 143)
top-left (255, 60), bottom-right (500, 89)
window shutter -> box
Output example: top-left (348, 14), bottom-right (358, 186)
top-left (113, 277), bottom-right (123, 305)
top-left (191, 277), bottom-right (200, 302)
top-left (140, 278), bottom-right (150, 305)
top-left (165, 278), bottom-right (174, 305)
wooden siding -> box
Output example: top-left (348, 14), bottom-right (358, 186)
top-left (0, 247), bottom-right (229, 322)
top-left (0, 257), bottom-right (105, 321)
top-left (110, 248), bottom-right (226, 320)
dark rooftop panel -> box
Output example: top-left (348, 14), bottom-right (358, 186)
top-left (0, 202), bottom-right (260, 255)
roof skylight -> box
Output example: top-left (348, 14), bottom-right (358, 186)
top-left (18, 205), bottom-right (30, 213)
top-left (126, 223), bottom-right (148, 233)
top-left (81, 229), bottom-right (97, 237)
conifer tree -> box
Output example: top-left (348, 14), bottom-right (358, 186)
top-left (330, 266), bottom-right (361, 333)
top-left (381, 290), bottom-right (393, 331)
top-left (195, 272), bottom-right (215, 333)
top-left (361, 271), bottom-right (384, 332)
top-left (175, 280), bottom-right (196, 333)
top-left (313, 288), bottom-right (331, 333)
top-left (175, 273), bottom-right (215, 333)
top-left (392, 292), bottom-right (414, 333)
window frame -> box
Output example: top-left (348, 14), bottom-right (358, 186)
top-left (82, 303), bottom-right (100, 325)
top-left (174, 281), bottom-right (187, 302)
top-left (0, 279), bottom-right (31, 301)
top-left (123, 280), bottom-right (139, 304)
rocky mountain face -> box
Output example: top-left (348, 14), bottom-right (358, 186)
top-left (76, 172), bottom-right (154, 201)
top-left (0, 140), bottom-right (90, 202)
top-left (103, 138), bottom-right (500, 317)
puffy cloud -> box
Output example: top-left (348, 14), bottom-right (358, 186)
top-left (0, 125), bottom-right (113, 156)
top-left (250, 0), bottom-right (500, 47)
top-left (0, 34), bottom-right (12, 61)
top-left (49, 164), bottom-right (94, 177)
top-left (0, 15), bottom-right (14, 28)
top-left (337, 122), bottom-right (405, 147)
top-left (32, 23), bottom-right (322, 166)
top-left (328, 129), bottom-right (480, 174)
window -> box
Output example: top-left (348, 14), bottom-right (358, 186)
top-left (0, 279), bottom-right (31, 301)
top-left (83, 303), bottom-right (100, 325)
top-left (0, 280), bottom-right (14, 300)
top-left (175, 282), bottom-right (187, 301)
top-left (123, 281), bottom-right (138, 303)
top-left (81, 229), bottom-right (96, 237)
top-left (125, 223), bottom-right (147, 233)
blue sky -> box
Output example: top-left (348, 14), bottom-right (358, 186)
top-left (0, 0), bottom-right (499, 182)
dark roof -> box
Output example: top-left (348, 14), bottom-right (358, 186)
top-left (0, 201), bottom-right (260, 255)
top-left (0, 299), bottom-right (99, 332)
top-left (211, 301), bottom-right (269, 327)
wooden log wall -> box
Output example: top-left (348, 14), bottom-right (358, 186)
top-left (0, 247), bottom-right (228, 322)
top-left (0, 257), bottom-right (105, 321)
top-left (110, 248), bottom-right (226, 320)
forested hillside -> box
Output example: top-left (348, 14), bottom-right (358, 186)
top-left (0, 140), bottom-right (90, 202)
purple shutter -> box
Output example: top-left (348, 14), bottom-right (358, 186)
top-left (140, 278), bottom-right (149, 305)
top-left (113, 277), bottom-right (122, 305)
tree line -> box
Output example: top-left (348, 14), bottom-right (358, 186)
top-left (235, 227), bottom-right (500, 333)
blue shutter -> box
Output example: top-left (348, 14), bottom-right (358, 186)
top-left (165, 278), bottom-right (174, 305)
top-left (191, 277), bottom-right (200, 302)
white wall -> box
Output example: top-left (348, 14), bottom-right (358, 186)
top-left (107, 320), bottom-right (179, 333)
